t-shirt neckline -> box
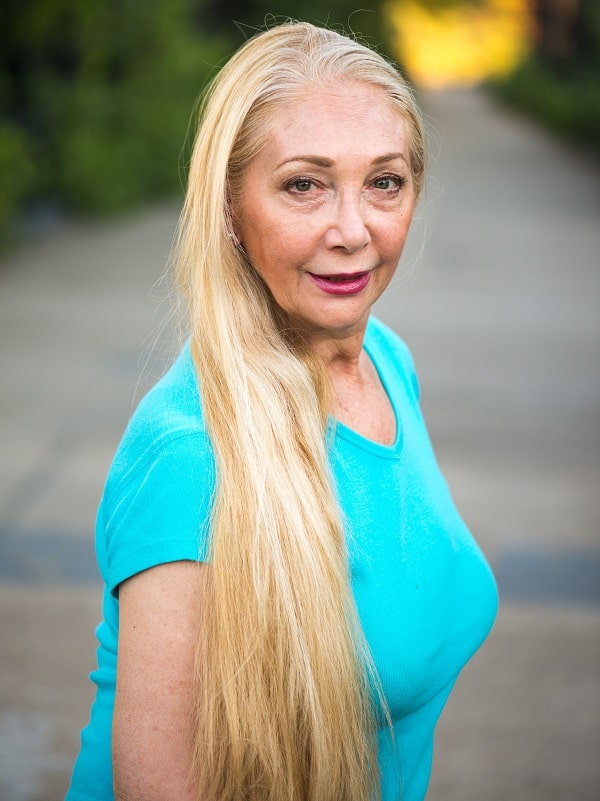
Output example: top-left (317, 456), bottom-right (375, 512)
top-left (329, 335), bottom-right (403, 459)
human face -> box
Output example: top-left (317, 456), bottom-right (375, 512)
top-left (234, 81), bottom-right (416, 347)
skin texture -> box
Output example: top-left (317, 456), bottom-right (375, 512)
top-left (235, 81), bottom-right (415, 444)
top-left (112, 561), bottom-right (204, 801)
top-left (112, 81), bottom-right (416, 800)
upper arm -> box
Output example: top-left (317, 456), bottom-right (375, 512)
top-left (112, 560), bottom-right (206, 801)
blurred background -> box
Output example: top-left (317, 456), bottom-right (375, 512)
top-left (1, 1), bottom-right (599, 799)
top-left (1, 0), bottom-right (599, 242)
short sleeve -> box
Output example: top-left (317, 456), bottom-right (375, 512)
top-left (99, 430), bottom-right (216, 596)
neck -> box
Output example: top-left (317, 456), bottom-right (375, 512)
top-left (310, 332), bottom-right (377, 423)
top-left (309, 327), bottom-right (368, 382)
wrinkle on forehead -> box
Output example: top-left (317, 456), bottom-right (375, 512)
top-left (261, 81), bottom-right (410, 169)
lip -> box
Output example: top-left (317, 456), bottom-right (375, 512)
top-left (308, 271), bottom-right (371, 296)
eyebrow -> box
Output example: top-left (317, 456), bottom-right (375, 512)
top-left (372, 152), bottom-right (409, 166)
top-left (275, 152), bottom-right (409, 170)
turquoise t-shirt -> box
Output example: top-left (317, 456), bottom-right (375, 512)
top-left (66, 316), bottom-right (498, 801)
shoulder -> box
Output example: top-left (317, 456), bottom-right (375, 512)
top-left (107, 344), bottom-right (211, 492)
top-left (99, 344), bottom-right (216, 593)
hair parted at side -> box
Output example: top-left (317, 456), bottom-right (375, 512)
top-left (173, 21), bottom-right (426, 801)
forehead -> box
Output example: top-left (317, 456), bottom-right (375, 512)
top-left (262, 81), bottom-right (408, 155)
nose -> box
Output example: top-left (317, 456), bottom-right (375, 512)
top-left (324, 192), bottom-right (370, 253)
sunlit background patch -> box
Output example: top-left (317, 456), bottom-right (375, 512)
top-left (385, 0), bottom-right (535, 89)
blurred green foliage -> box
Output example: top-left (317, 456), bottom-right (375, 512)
top-left (494, 0), bottom-right (600, 156)
top-left (0, 0), bottom-right (229, 241)
top-left (0, 0), bottom-right (389, 244)
top-left (201, 0), bottom-right (389, 51)
top-left (0, 124), bottom-right (37, 237)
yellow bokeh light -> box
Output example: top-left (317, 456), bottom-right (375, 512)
top-left (385, 0), bottom-right (535, 89)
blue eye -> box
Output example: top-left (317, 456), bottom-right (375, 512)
top-left (291, 179), bottom-right (313, 192)
top-left (372, 175), bottom-right (403, 191)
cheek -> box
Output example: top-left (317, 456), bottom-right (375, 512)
top-left (239, 202), bottom-right (290, 260)
top-left (381, 216), bottom-right (412, 258)
top-left (245, 237), bottom-right (297, 299)
top-left (247, 222), bottom-right (308, 275)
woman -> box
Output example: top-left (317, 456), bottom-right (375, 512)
top-left (66, 21), bottom-right (498, 801)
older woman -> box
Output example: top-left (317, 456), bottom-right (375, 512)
top-left (66, 21), bottom-right (497, 801)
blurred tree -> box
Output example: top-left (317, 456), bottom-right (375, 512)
top-left (535, 0), bottom-right (600, 78)
top-left (198, 0), bottom-right (391, 55)
top-left (495, 0), bottom-right (600, 153)
top-left (0, 0), bottom-right (227, 240)
top-left (401, 0), bottom-right (484, 6)
top-left (536, 0), bottom-right (581, 71)
top-left (384, 0), bottom-right (533, 89)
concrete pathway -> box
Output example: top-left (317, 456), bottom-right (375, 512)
top-left (1, 88), bottom-right (599, 800)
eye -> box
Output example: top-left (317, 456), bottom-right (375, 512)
top-left (285, 177), bottom-right (315, 193)
top-left (371, 174), bottom-right (406, 192)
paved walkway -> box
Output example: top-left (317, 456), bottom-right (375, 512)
top-left (1, 88), bottom-right (599, 800)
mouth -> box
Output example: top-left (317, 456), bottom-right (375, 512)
top-left (308, 271), bottom-right (371, 296)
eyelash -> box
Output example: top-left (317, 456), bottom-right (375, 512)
top-left (285, 177), bottom-right (316, 193)
top-left (371, 173), bottom-right (406, 192)
top-left (284, 173), bottom-right (406, 195)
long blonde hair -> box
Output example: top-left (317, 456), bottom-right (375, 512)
top-left (173, 21), bottom-right (426, 801)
